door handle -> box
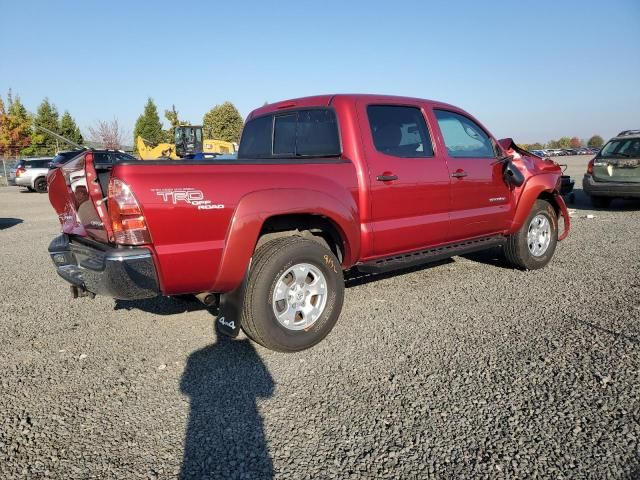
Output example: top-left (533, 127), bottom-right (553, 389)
top-left (376, 174), bottom-right (398, 182)
top-left (451, 170), bottom-right (468, 178)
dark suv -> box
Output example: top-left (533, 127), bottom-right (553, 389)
top-left (583, 130), bottom-right (640, 207)
top-left (48, 150), bottom-right (136, 169)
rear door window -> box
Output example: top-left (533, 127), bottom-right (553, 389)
top-left (238, 108), bottom-right (341, 159)
top-left (238, 115), bottom-right (273, 158)
top-left (366, 105), bottom-right (434, 158)
top-left (434, 110), bottom-right (494, 158)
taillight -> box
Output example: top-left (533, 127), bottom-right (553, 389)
top-left (587, 158), bottom-right (594, 174)
top-left (15, 166), bottom-right (26, 177)
top-left (107, 178), bottom-right (151, 245)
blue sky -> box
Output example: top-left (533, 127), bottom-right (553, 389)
top-left (1, 0), bottom-right (638, 143)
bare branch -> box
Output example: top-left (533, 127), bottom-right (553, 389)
top-left (88, 119), bottom-right (126, 149)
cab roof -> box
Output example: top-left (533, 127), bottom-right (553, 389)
top-left (248, 94), bottom-right (459, 119)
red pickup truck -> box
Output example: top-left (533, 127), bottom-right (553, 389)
top-left (47, 94), bottom-right (570, 352)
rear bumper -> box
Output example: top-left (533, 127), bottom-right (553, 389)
top-left (12, 177), bottom-right (30, 187)
top-left (583, 175), bottom-right (640, 198)
top-left (48, 234), bottom-right (160, 300)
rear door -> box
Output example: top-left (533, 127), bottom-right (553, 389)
top-left (432, 109), bottom-right (513, 240)
top-left (356, 101), bottom-right (451, 258)
top-left (593, 137), bottom-right (640, 183)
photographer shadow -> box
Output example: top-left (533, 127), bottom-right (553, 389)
top-left (180, 333), bottom-right (275, 479)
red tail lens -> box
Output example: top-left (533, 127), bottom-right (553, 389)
top-left (107, 178), bottom-right (151, 245)
top-left (15, 166), bottom-right (26, 177)
top-left (587, 159), bottom-right (594, 174)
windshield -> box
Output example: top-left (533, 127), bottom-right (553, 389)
top-left (599, 138), bottom-right (640, 159)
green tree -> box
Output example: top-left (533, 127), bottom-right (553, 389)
top-left (59, 111), bottom-right (84, 146)
top-left (202, 101), bottom-right (243, 142)
top-left (556, 137), bottom-right (571, 149)
top-left (164, 104), bottom-right (189, 142)
top-left (28, 98), bottom-right (60, 155)
top-left (529, 142), bottom-right (544, 150)
top-left (587, 135), bottom-right (604, 148)
top-left (133, 98), bottom-right (164, 149)
top-left (0, 91), bottom-right (33, 157)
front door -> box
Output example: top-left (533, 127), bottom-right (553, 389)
top-left (357, 101), bottom-right (451, 258)
top-left (432, 109), bottom-right (513, 240)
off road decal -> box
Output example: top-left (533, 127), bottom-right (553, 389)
top-left (324, 255), bottom-right (338, 273)
top-left (152, 188), bottom-right (224, 210)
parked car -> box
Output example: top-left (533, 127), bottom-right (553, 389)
top-left (531, 149), bottom-right (547, 157)
top-left (46, 94), bottom-right (571, 352)
top-left (583, 130), bottom-right (640, 207)
top-left (48, 150), bottom-right (85, 169)
top-left (9, 157), bottom-right (54, 192)
top-left (48, 149), bottom-right (136, 169)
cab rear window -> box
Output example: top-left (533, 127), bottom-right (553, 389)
top-left (238, 108), bottom-right (341, 159)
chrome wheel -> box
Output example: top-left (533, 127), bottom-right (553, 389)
top-left (527, 214), bottom-right (551, 257)
top-left (272, 263), bottom-right (328, 331)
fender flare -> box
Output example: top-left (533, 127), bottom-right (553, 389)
top-left (510, 174), bottom-right (569, 240)
top-left (212, 189), bottom-right (360, 292)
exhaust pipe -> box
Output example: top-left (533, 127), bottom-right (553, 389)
top-left (196, 292), bottom-right (219, 308)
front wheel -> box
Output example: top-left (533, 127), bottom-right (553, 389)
top-left (241, 236), bottom-right (344, 352)
top-left (504, 199), bottom-right (558, 270)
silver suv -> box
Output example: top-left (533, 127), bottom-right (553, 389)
top-left (8, 158), bottom-right (53, 193)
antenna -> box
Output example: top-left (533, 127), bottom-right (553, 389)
top-left (34, 125), bottom-right (86, 151)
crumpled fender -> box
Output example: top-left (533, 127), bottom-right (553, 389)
top-left (212, 189), bottom-right (359, 292)
top-left (509, 174), bottom-right (566, 237)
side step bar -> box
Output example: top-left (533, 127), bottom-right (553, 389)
top-left (357, 235), bottom-right (506, 274)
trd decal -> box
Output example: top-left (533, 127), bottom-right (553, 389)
top-left (152, 188), bottom-right (224, 210)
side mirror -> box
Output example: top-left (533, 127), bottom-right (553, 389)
top-left (503, 160), bottom-right (525, 187)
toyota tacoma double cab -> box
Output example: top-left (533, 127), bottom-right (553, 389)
top-left (47, 94), bottom-right (570, 352)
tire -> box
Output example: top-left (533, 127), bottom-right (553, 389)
top-left (590, 195), bottom-right (612, 208)
top-left (504, 199), bottom-right (558, 270)
top-left (241, 236), bottom-right (344, 352)
top-left (34, 177), bottom-right (47, 193)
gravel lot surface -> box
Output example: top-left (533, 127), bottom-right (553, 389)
top-left (1, 155), bottom-right (638, 479)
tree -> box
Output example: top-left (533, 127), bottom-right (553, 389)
top-left (587, 135), bottom-right (604, 148)
top-left (88, 119), bottom-right (126, 149)
top-left (59, 111), bottom-right (84, 146)
top-left (164, 104), bottom-right (189, 142)
top-left (133, 98), bottom-right (164, 149)
top-left (570, 137), bottom-right (581, 149)
top-left (27, 98), bottom-right (60, 155)
top-left (0, 91), bottom-right (32, 157)
top-left (202, 101), bottom-right (243, 142)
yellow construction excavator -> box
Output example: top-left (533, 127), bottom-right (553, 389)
top-left (136, 125), bottom-right (236, 160)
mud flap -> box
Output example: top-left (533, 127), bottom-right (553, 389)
top-left (215, 276), bottom-right (247, 338)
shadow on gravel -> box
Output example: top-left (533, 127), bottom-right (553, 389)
top-left (114, 295), bottom-right (210, 315)
top-left (180, 333), bottom-right (275, 479)
top-left (0, 217), bottom-right (23, 230)
top-left (345, 259), bottom-right (452, 287)
top-left (569, 187), bottom-right (640, 212)
top-left (460, 247), bottom-right (514, 270)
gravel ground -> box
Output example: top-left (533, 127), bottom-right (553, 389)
top-left (1, 155), bottom-right (639, 479)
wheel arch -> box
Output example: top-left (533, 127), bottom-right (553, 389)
top-left (510, 175), bottom-right (561, 233)
top-left (212, 189), bottom-right (360, 292)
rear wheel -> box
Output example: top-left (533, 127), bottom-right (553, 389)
top-left (241, 236), bottom-right (344, 352)
top-left (590, 195), bottom-right (612, 208)
top-left (504, 199), bottom-right (558, 270)
top-left (34, 177), bottom-right (47, 193)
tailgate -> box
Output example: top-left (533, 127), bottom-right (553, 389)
top-left (48, 152), bottom-right (113, 243)
top-left (593, 157), bottom-right (640, 183)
